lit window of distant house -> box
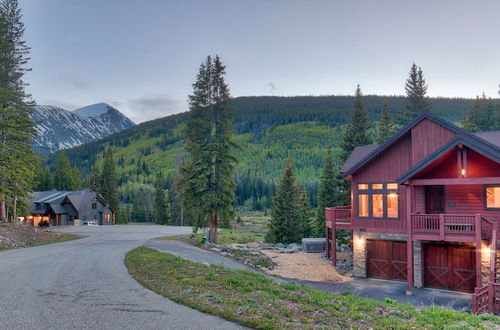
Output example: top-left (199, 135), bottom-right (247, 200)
top-left (104, 214), bottom-right (110, 222)
top-left (486, 186), bottom-right (500, 209)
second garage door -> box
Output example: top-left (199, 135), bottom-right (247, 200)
top-left (367, 240), bottom-right (407, 281)
top-left (424, 244), bottom-right (476, 293)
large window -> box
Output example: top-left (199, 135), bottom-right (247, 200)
top-left (357, 183), bottom-right (399, 218)
top-left (486, 186), bottom-right (500, 209)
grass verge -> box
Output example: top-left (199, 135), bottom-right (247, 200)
top-left (126, 247), bottom-right (500, 329)
top-left (160, 228), bottom-right (259, 247)
top-left (0, 232), bottom-right (82, 250)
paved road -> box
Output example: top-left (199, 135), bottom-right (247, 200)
top-left (0, 225), bottom-right (245, 330)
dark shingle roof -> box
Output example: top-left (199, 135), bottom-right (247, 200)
top-left (340, 145), bottom-right (379, 174)
top-left (474, 130), bottom-right (500, 148)
top-left (67, 190), bottom-right (97, 212)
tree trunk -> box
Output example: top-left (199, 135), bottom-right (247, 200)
top-left (209, 214), bottom-right (218, 244)
top-left (13, 194), bottom-right (17, 224)
top-left (0, 196), bottom-right (6, 222)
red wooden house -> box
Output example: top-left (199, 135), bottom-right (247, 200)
top-left (325, 112), bottom-right (500, 313)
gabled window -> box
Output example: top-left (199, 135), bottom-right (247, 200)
top-left (92, 202), bottom-right (97, 209)
top-left (356, 183), bottom-right (399, 219)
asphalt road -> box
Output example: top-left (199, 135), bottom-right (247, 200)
top-left (0, 225), bottom-right (245, 330)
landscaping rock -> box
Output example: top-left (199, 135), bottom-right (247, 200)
top-left (274, 243), bottom-right (285, 248)
top-left (281, 244), bottom-right (301, 254)
top-left (247, 242), bottom-right (259, 248)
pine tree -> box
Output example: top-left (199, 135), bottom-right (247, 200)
top-left (181, 55), bottom-right (238, 244)
top-left (397, 63), bottom-right (431, 126)
top-left (87, 165), bottom-right (101, 192)
top-left (377, 103), bottom-right (394, 144)
top-left (153, 173), bottom-right (169, 225)
top-left (100, 149), bottom-right (120, 222)
top-left (53, 151), bottom-right (79, 190)
top-left (313, 149), bottom-right (337, 236)
top-left (266, 156), bottom-right (310, 244)
top-left (339, 85), bottom-right (372, 163)
top-left (34, 166), bottom-right (52, 191)
top-left (462, 94), bottom-right (496, 132)
top-left (0, 0), bottom-right (37, 222)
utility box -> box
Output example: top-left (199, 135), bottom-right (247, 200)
top-left (74, 219), bottom-right (81, 227)
top-left (302, 238), bottom-right (326, 253)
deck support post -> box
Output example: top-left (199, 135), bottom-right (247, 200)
top-left (406, 185), bottom-right (414, 295)
top-left (475, 214), bottom-right (482, 288)
top-left (331, 208), bottom-right (336, 267)
top-left (325, 210), bottom-right (330, 259)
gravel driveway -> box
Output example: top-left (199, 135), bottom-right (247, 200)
top-left (0, 225), bottom-right (245, 330)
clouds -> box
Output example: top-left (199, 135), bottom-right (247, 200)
top-left (125, 93), bottom-right (187, 123)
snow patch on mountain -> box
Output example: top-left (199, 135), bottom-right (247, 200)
top-left (31, 103), bottom-right (135, 153)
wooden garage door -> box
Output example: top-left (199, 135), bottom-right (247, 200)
top-left (367, 240), bottom-right (407, 281)
top-left (424, 244), bottom-right (476, 293)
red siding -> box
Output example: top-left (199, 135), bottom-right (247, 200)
top-left (411, 119), bottom-right (456, 166)
top-left (445, 184), bottom-right (500, 223)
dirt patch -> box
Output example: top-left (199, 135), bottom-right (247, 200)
top-left (0, 223), bottom-right (80, 249)
top-left (261, 250), bottom-right (351, 282)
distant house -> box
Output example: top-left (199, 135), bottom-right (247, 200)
top-left (25, 190), bottom-right (115, 226)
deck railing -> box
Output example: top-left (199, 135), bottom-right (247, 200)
top-left (411, 213), bottom-right (494, 238)
top-left (472, 284), bottom-right (490, 314)
top-left (331, 206), bottom-right (352, 225)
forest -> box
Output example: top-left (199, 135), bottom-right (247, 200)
top-left (35, 94), bottom-right (499, 224)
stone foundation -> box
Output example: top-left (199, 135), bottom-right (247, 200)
top-left (413, 240), bottom-right (423, 288)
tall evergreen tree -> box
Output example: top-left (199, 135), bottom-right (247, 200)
top-left (462, 93), bottom-right (497, 132)
top-left (100, 149), bottom-right (120, 222)
top-left (397, 63), bottom-right (431, 126)
top-left (153, 173), bottom-right (169, 225)
top-left (53, 151), bottom-right (80, 191)
top-left (0, 0), bottom-right (37, 222)
top-left (377, 103), bottom-right (395, 144)
top-left (266, 156), bottom-right (311, 244)
top-left (181, 55), bottom-right (238, 244)
top-left (313, 149), bottom-right (338, 237)
top-left (339, 85), bottom-right (372, 162)
top-left (87, 165), bottom-right (101, 192)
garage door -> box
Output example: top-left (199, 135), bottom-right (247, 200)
top-left (424, 244), bottom-right (476, 293)
top-left (367, 240), bottom-right (407, 281)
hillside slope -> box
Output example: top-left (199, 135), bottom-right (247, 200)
top-left (46, 95), bottom-right (492, 209)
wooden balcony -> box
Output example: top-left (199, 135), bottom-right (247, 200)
top-left (411, 213), bottom-right (493, 243)
top-left (325, 206), bottom-right (352, 230)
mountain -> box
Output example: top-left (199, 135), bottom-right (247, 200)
top-left (46, 95), bottom-right (497, 211)
top-left (31, 103), bottom-right (135, 154)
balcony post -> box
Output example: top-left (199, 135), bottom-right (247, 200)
top-left (406, 185), bottom-right (414, 295)
top-left (332, 208), bottom-right (336, 267)
top-left (475, 214), bottom-right (482, 288)
top-left (439, 214), bottom-right (445, 241)
top-left (325, 208), bottom-right (330, 259)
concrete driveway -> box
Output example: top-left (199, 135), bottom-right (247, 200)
top-left (0, 225), bottom-right (245, 330)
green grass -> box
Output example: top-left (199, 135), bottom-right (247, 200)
top-left (0, 233), bottom-right (82, 251)
top-left (160, 228), bottom-right (260, 246)
top-left (126, 247), bottom-right (500, 329)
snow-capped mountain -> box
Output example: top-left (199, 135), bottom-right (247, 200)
top-left (31, 103), bottom-right (135, 153)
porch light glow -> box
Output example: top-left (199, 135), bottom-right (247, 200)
top-left (483, 247), bottom-right (491, 255)
top-left (388, 193), bottom-right (397, 198)
top-left (461, 168), bottom-right (465, 176)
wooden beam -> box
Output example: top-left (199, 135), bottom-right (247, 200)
top-left (475, 214), bottom-right (482, 288)
top-left (410, 177), bottom-right (500, 186)
top-left (406, 185), bottom-right (414, 295)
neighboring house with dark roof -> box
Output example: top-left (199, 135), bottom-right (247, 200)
top-left (324, 112), bottom-right (500, 313)
top-left (26, 190), bottom-right (115, 226)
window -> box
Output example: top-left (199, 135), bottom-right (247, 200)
top-left (356, 183), bottom-right (399, 219)
top-left (372, 194), bottom-right (384, 217)
top-left (92, 203), bottom-right (97, 209)
top-left (104, 214), bottom-right (111, 222)
top-left (358, 194), bottom-right (369, 217)
top-left (486, 186), bottom-right (500, 209)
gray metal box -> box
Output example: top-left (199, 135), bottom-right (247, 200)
top-left (302, 238), bottom-right (326, 253)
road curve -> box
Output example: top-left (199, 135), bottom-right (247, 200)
top-left (0, 225), bottom-right (245, 330)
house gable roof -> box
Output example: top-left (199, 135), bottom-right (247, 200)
top-left (341, 111), bottom-right (499, 178)
top-left (396, 135), bottom-right (500, 183)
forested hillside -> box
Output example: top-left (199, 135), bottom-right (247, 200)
top-left (44, 95), bottom-right (495, 217)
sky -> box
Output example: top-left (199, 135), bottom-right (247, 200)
top-left (20, 0), bottom-right (500, 123)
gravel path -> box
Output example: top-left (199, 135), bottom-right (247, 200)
top-left (0, 225), bottom-right (245, 330)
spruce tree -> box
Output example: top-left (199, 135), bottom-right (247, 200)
top-left (397, 63), bottom-right (431, 126)
top-left (181, 55), bottom-right (238, 243)
top-left (153, 173), bottom-right (169, 225)
top-left (313, 149), bottom-right (337, 237)
top-left (53, 152), bottom-right (78, 190)
top-left (339, 85), bottom-right (372, 162)
top-left (0, 0), bottom-right (37, 222)
top-left (462, 94), bottom-right (496, 132)
top-left (266, 156), bottom-right (310, 244)
top-left (87, 165), bottom-right (101, 192)
top-left (377, 103), bottom-right (394, 144)
top-left (100, 149), bottom-right (120, 222)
